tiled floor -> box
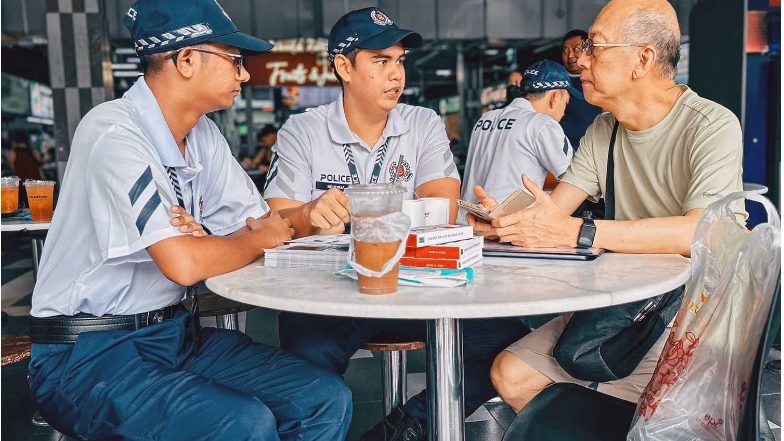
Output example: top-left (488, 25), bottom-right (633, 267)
top-left (2, 233), bottom-right (781, 440)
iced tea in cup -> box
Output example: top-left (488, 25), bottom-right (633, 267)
top-left (24, 180), bottom-right (55, 222)
top-left (1, 176), bottom-right (20, 214)
top-left (345, 184), bottom-right (410, 295)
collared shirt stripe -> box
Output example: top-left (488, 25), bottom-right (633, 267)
top-left (128, 166), bottom-right (153, 206)
top-left (164, 166), bottom-right (185, 207)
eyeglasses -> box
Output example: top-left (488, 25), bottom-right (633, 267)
top-left (581, 38), bottom-right (647, 56)
top-left (166, 47), bottom-right (245, 77)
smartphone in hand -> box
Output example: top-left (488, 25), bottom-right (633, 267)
top-left (458, 188), bottom-right (535, 221)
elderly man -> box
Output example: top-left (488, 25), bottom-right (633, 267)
top-left (27, 1), bottom-right (352, 439)
top-left (471, 0), bottom-right (746, 413)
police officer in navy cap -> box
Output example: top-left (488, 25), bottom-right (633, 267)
top-left (463, 60), bottom-right (576, 211)
top-left (28, 1), bottom-right (351, 439)
top-left (267, 7), bottom-right (529, 441)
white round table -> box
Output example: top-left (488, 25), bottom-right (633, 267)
top-left (1, 219), bottom-right (51, 279)
top-left (207, 253), bottom-right (690, 440)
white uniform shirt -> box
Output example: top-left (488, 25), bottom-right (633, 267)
top-left (461, 98), bottom-right (574, 203)
top-left (263, 94), bottom-right (460, 202)
top-left (31, 78), bottom-right (267, 317)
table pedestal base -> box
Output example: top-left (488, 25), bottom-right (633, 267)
top-left (426, 318), bottom-right (465, 441)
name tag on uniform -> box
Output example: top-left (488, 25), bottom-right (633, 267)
top-left (316, 181), bottom-right (350, 191)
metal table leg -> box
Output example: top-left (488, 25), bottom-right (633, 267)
top-left (426, 318), bottom-right (464, 441)
top-left (30, 237), bottom-right (45, 282)
top-left (215, 313), bottom-right (239, 330)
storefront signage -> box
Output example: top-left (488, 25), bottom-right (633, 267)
top-left (245, 53), bottom-right (338, 87)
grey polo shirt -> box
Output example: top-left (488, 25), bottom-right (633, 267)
top-left (263, 94), bottom-right (460, 202)
top-left (461, 98), bottom-right (573, 203)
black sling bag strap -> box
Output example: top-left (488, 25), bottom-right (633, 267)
top-left (604, 121), bottom-right (619, 221)
top-left (552, 119), bottom-right (685, 382)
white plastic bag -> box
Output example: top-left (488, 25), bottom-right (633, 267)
top-left (347, 212), bottom-right (411, 277)
top-left (627, 192), bottom-right (781, 441)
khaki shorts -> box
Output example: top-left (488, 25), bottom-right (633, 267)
top-left (505, 313), bottom-right (666, 403)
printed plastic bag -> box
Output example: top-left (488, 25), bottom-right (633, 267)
top-left (627, 192), bottom-right (780, 441)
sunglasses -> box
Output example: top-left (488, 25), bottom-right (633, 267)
top-left (166, 47), bottom-right (245, 77)
top-left (581, 38), bottom-right (647, 56)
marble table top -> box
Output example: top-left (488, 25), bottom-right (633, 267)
top-left (206, 253), bottom-right (690, 319)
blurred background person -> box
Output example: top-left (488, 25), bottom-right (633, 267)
top-left (559, 29), bottom-right (602, 150)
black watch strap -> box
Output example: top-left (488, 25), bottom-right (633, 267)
top-left (577, 212), bottom-right (597, 249)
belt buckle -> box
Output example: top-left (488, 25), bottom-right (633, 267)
top-left (150, 309), bottom-right (165, 324)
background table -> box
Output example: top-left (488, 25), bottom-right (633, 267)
top-left (207, 253), bottom-right (690, 440)
top-left (1, 219), bottom-right (51, 280)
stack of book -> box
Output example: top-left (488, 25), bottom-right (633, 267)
top-left (264, 235), bottom-right (349, 270)
top-left (402, 225), bottom-right (482, 269)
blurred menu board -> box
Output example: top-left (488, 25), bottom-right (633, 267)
top-left (1, 73), bottom-right (30, 116)
top-left (30, 81), bottom-right (54, 120)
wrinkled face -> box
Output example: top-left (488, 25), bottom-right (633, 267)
top-left (193, 43), bottom-right (250, 112)
top-left (577, 10), bottom-right (637, 108)
top-left (343, 43), bottom-right (406, 112)
top-left (561, 35), bottom-right (583, 74)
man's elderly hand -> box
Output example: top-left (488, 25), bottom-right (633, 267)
top-left (492, 175), bottom-right (582, 248)
top-left (466, 185), bottom-right (500, 240)
top-left (170, 206), bottom-right (207, 237)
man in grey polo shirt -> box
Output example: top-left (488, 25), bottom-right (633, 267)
top-left (268, 8), bottom-right (529, 440)
top-left (461, 60), bottom-right (576, 205)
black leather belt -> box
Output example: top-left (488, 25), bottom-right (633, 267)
top-left (30, 304), bottom-right (182, 344)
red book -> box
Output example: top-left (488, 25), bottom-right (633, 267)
top-left (403, 236), bottom-right (483, 259)
top-left (400, 246), bottom-right (482, 269)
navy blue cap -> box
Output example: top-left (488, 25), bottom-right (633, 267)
top-left (522, 60), bottom-right (584, 100)
top-left (328, 8), bottom-right (423, 63)
top-left (123, 0), bottom-right (273, 56)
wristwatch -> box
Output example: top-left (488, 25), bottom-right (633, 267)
top-left (577, 211), bottom-right (597, 249)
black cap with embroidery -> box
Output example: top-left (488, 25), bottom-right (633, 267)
top-left (123, 0), bottom-right (273, 56)
top-left (522, 60), bottom-right (584, 100)
top-left (327, 8), bottom-right (423, 63)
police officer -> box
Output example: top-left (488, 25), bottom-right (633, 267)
top-left (263, 7), bottom-right (461, 234)
top-left (265, 8), bottom-right (529, 440)
top-left (462, 60), bottom-right (577, 205)
top-left (27, 1), bottom-right (351, 440)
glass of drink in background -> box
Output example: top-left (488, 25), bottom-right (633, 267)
top-left (345, 184), bottom-right (406, 294)
top-left (1, 176), bottom-right (20, 214)
top-left (24, 180), bottom-right (55, 222)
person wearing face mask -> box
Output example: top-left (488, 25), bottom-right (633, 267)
top-left (266, 8), bottom-right (529, 440)
top-left (461, 60), bottom-right (576, 206)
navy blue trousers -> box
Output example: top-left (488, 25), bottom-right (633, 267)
top-left (29, 308), bottom-right (352, 441)
top-left (278, 313), bottom-right (530, 424)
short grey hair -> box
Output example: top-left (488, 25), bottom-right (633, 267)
top-left (619, 9), bottom-right (681, 79)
